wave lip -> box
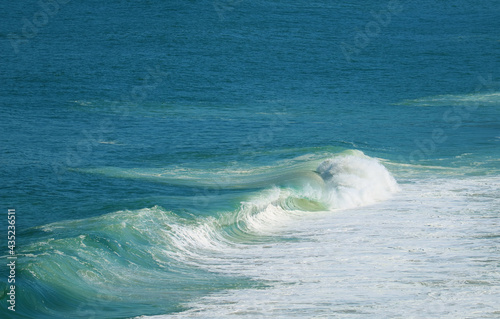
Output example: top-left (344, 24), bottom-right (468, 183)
top-left (222, 151), bottom-right (400, 237)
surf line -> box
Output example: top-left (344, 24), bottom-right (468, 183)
top-left (7, 208), bottom-right (16, 312)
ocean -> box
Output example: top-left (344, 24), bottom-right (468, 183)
top-left (1, 0), bottom-right (499, 318)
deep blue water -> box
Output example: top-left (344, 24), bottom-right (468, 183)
top-left (1, 1), bottom-right (499, 318)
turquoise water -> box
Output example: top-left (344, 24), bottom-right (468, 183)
top-left (1, 0), bottom-right (499, 318)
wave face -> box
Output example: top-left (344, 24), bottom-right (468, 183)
top-left (1, 151), bottom-right (399, 318)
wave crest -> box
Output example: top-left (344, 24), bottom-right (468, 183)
top-left (316, 151), bottom-right (400, 209)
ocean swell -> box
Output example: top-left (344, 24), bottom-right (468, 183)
top-left (3, 151), bottom-right (399, 318)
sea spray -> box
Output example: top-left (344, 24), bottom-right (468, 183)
top-left (316, 151), bottom-right (400, 209)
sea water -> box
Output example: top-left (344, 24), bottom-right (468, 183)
top-left (1, 0), bottom-right (499, 318)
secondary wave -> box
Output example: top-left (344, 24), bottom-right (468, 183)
top-left (396, 92), bottom-right (500, 107)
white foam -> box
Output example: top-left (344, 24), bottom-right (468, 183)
top-left (140, 173), bottom-right (500, 319)
top-left (316, 152), bottom-right (400, 209)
